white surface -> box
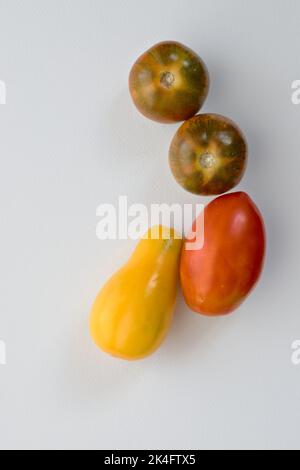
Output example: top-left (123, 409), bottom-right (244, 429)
top-left (0, 0), bottom-right (300, 450)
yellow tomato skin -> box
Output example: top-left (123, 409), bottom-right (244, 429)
top-left (90, 226), bottom-right (182, 361)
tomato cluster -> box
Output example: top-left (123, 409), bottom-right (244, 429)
top-left (129, 41), bottom-right (266, 317)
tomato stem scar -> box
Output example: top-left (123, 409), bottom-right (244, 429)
top-left (200, 152), bottom-right (216, 169)
top-left (160, 71), bottom-right (175, 89)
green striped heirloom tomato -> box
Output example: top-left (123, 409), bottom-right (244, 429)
top-left (129, 41), bottom-right (209, 123)
top-left (169, 114), bottom-right (247, 195)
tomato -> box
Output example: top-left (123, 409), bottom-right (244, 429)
top-left (129, 41), bottom-right (209, 123)
top-left (169, 114), bottom-right (247, 195)
top-left (90, 226), bottom-right (182, 360)
top-left (181, 192), bottom-right (266, 316)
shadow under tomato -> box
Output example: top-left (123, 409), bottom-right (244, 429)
top-left (157, 291), bottom-right (231, 365)
top-left (61, 313), bottom-right (147, 404)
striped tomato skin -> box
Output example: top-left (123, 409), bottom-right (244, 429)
top-left (169, 114), bottom-right (247, 195)
top-left (129, 41), bottom-right (209, 123)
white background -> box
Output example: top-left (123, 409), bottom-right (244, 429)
top-left (0, 0), bottom-right (300, 450)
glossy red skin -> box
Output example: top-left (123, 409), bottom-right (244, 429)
top-left (181, 192), bottom-right (266, 316)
